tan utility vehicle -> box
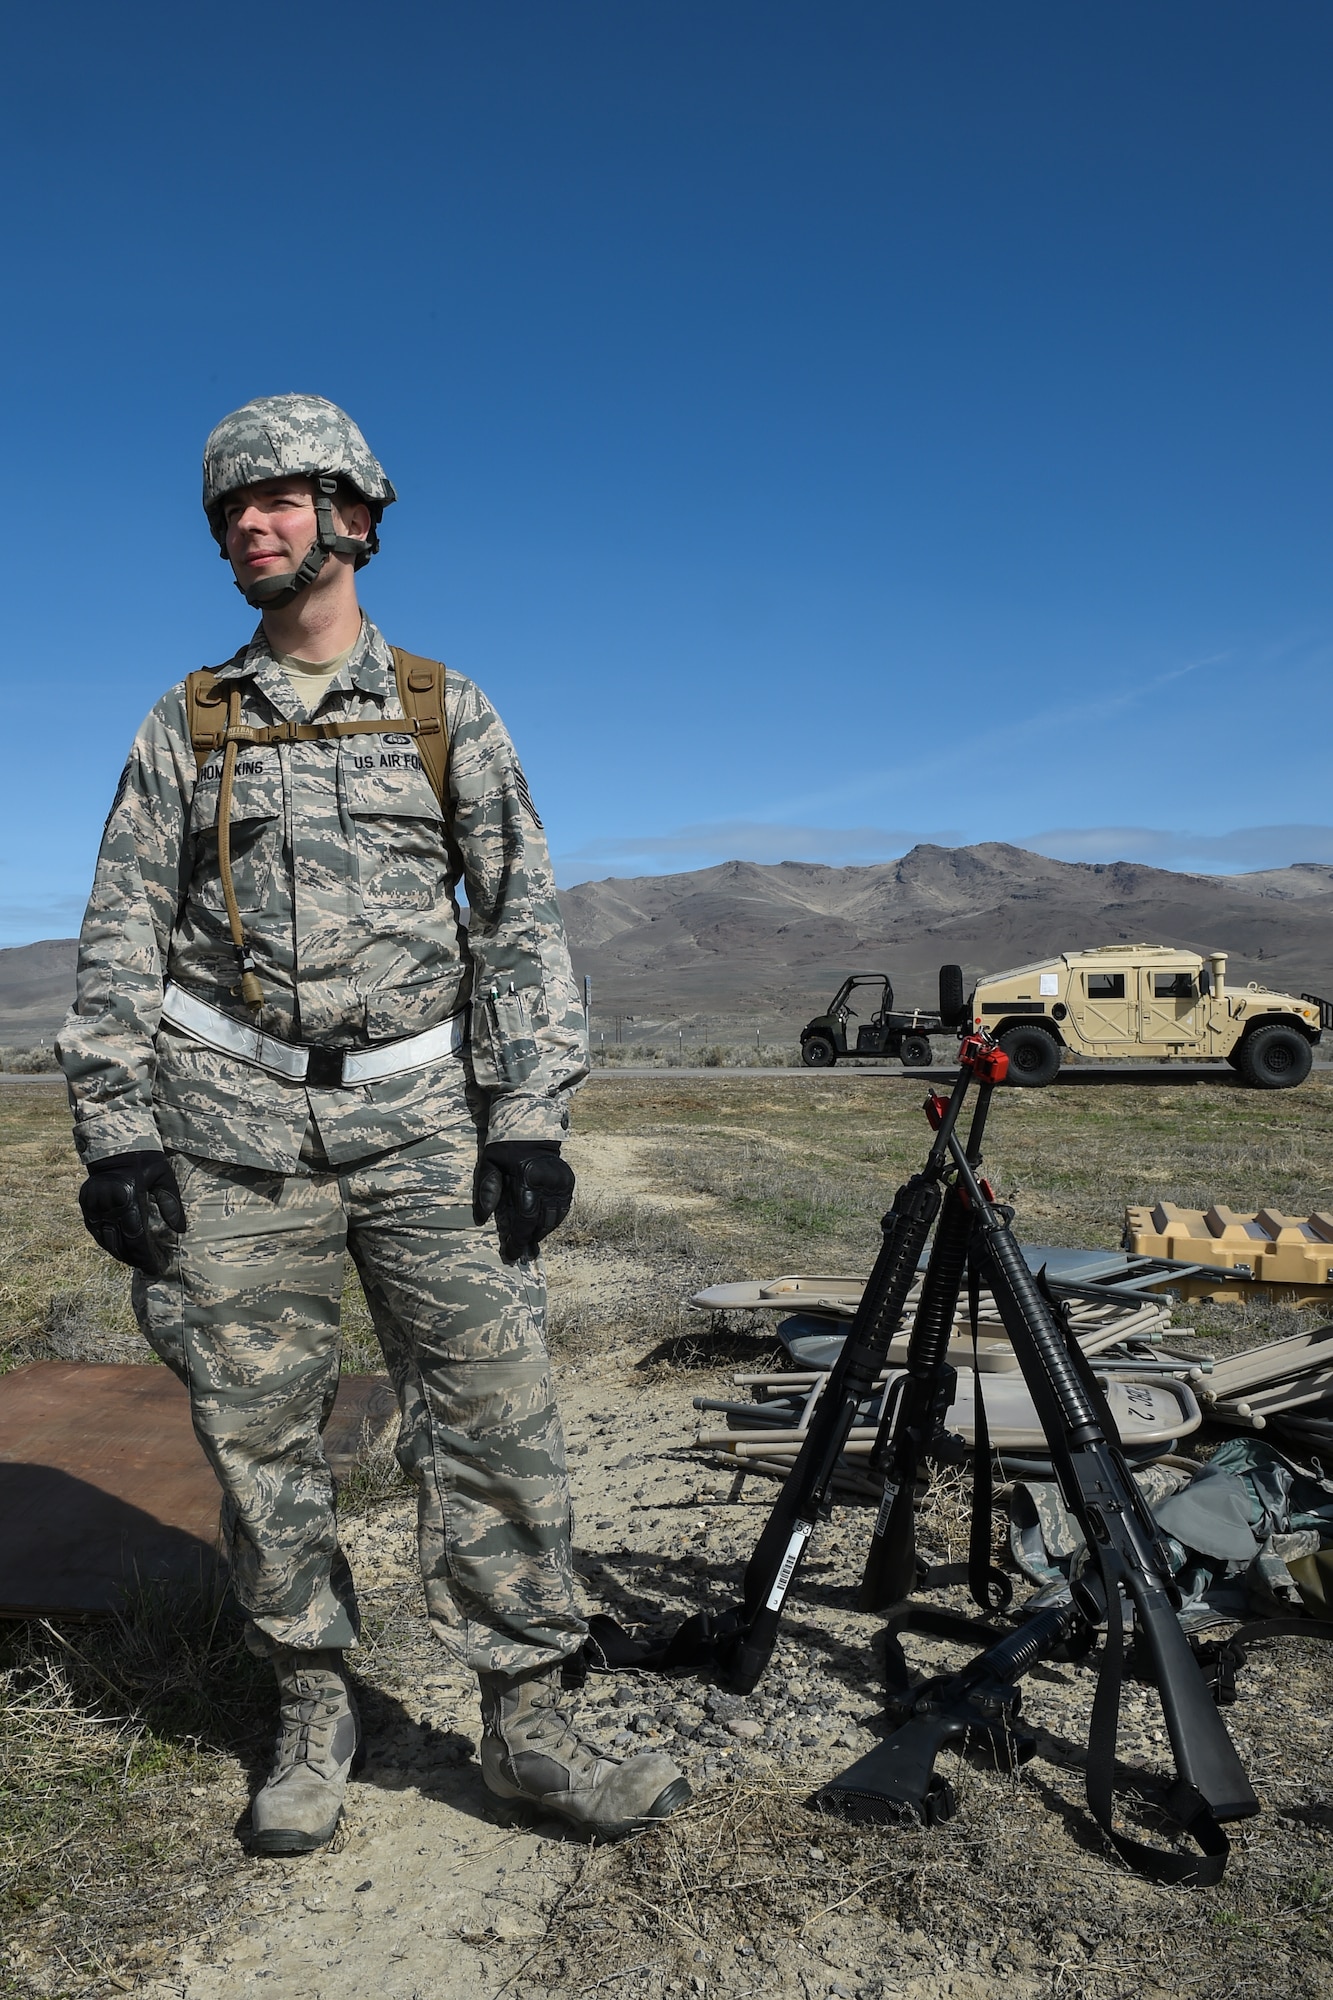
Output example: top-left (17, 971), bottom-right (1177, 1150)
top-left (965, 945), bottom-right (1328, 1089)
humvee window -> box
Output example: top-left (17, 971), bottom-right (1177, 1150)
top-left (1086, 973), bottom-right (1126, 998)
top-left (1154, 972), bottom-right (1195, 999)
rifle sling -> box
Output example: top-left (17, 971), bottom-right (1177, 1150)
top-left (1085, 1556), bottom-right (1230, 1886)
top-left (965, 1246), bottom-right (1011, 1615)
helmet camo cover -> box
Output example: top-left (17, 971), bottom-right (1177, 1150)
top-left (202, 393), bottom-right (395, 542)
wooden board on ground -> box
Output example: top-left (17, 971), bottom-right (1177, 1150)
top-left (0, 1363), bottom-right (396, 1618)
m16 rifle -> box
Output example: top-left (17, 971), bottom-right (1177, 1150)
top-left (585, 1052), bottom-right (977, 1682)
top-left (588, 1032), bottom-right (1294, 1883)
top-left (816, 1596), bottom-right (1086, 1830)
top-left (817, 1035), bottom-right (1259, 1882)
top-left (858, 1040), bottom-right (1010, 1618)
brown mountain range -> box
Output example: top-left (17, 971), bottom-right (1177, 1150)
top-left (7, 844), bottom-right (1333, 1046)
top-left (559, 843), bottom-right (1333, 1037)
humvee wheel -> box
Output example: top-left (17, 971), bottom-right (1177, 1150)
top-left (1237, 1024), bottom-right (1313, 1090)
top-left (802, 1034), bottom-right (836, 1068)
top-left (900, 1033), bottom-right (933, 1067)
top-left (997, 1025), bottom-right (1062, 1086)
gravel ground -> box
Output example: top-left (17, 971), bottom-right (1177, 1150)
top-left (124, 1314), bottom-right (1333, 2000)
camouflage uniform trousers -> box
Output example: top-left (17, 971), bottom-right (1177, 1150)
top-left (132, 1125), bottom-right (586, 1676)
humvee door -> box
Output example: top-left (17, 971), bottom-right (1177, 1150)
top-left (1067, 967), bottom-right (1137, 1049)
top-left (1138, 966), bottom-right (1204, 1051)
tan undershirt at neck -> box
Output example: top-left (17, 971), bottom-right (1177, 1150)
top-left (274, 639), bottom-right (358, 712)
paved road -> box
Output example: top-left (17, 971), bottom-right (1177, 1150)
top-left (12, 1062), bottom-right (1327, 1088)
top-left (589, 1061), bottom-right (1333, 1085)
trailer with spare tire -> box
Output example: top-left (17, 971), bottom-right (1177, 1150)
top-left (961, 944), bottom-right (1327, 1089)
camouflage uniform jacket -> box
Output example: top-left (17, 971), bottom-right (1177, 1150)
top-left (59, 620), bottom-right (587, 1170)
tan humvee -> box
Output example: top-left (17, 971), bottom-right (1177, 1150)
top-left (966, 945), bottom-right (1327, 1089)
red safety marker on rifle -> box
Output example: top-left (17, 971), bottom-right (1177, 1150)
top-left (957, 1032), bottom-right (1009, 1084)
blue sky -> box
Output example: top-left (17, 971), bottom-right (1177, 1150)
top-left (2, 3), bottom-right (1332, 943)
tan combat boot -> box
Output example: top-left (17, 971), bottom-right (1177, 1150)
top-left (479, 1666), bottom-right (691, 1839)
top-left (250, 1649), bottom-right (361, 1855)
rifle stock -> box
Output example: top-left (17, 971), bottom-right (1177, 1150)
top-left (816, 1598), bottom-right (1079, 1823)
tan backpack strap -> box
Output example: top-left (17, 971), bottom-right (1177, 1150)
top-left (390, 648), bottom-right (450, 809)
top-left (192, 715), bottom-right (414, 751)
top-left (187, 650), bottom-right (451, 812)
top-left (186, 666), bottom-right (229, 768)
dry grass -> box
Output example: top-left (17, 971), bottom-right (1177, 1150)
top-left (546, 1194), bottom-right (734, 1365)
top-left (578, 1072), bottom-right (1333, 1224)
top-left (533, 1768), bottom-right (1333, 2000)
top-left (337, 1257), bottom-right (383, 1376)
top-left (334, 1418), bottom-right (413, 1516)
top-left (590, 1042), bottom-right (801, 1069)
top-left (576, 1075), bottom-right (1333, 1357)
top-left (0, 1090), bottom-right (138, 1376)
top-left (0, 1589), bottom-right (271, 1996)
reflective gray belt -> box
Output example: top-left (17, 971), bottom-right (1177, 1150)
top-left (161, 982), bottom-right (466, 1087)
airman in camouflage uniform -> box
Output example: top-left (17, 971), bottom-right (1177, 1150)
top-left (59, 394), bottom-right (688, 1852)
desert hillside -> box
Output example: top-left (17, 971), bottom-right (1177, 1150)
top-left (0, 939), bottom-right (78, 1047)
top-left (8, 843), bottom-right (1333, 1044)
top-left (560, 842), bottom-right (1333, 1035)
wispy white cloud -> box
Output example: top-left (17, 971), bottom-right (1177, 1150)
top-left (770, 652), bottom-right (1223, 821)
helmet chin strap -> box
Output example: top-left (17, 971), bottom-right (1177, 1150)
top-left (231, 476), bottom-right (378, 611)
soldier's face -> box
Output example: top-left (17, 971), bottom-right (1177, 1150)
top-left (222, 478), bottom-right (368, 590)
top-left (223, 477), bottom-right (321, 589)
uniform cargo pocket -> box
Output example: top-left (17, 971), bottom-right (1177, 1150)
top-left (343, 746), bottom-right (450, 913)
top-left (349, 806), bottom-right (451, 912)
top-left (474, 984), bottom-right (540, 1087)
top-left (189, 759), bottom-right (283, 919)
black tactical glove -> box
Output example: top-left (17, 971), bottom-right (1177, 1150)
top-left (473, 1141), bottom-right (576, 1263)
top-left (78, 1152), bottom-right (186, 1276)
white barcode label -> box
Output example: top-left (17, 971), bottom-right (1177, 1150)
top-left (765, 1522), bottom-right (814, 1611)
top-left (873, 1480), bottom-right (900, 1537)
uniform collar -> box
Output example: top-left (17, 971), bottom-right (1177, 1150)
top-left (210, 617), bottom-right (396, 716)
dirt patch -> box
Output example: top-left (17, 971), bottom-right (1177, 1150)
top-left (565, 1132), bottom-right (712, 1215)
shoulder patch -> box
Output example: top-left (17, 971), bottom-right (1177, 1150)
top-left (513, 762), bottom-right (544, 830)
top-left (103, 760), bottom-right (132, 835)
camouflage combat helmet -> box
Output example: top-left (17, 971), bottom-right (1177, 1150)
top-left (202, 394), bottom-right (397, 609)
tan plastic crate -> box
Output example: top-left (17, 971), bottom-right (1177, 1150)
top-left (1126, 1201), bottom-right (1333, 1286)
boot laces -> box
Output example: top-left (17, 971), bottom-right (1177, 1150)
top-left (511, 1684), bottom-right (608, 1774)
top-left (273, 1679), bottom-right (348, 1778)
